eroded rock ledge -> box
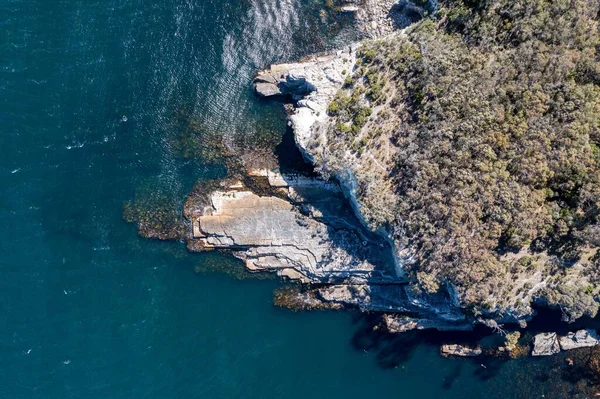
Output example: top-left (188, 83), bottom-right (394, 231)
top-left (183, 170), bottom-right (468, 325)
top-left (254, 47), bottom-right (357, 159)
top-left (187, 172), bottom-right (395, 285)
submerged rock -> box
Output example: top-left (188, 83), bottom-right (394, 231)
top-left (559, 330), bottom-right (600, 351)
top-left (532, 333), bottom-right (561, 356)
top-left (273, 285), bottom-right (344, 311)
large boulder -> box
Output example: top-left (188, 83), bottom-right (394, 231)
top-left (253, 64), bottom-right (319, 98)
top-left (532, 333), bottom-right (561, 356)
top-left (559, 329), bottom-right (600, 351)
top-left (254, 82), bottom-right (282, 97)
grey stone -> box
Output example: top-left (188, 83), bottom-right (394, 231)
top-left (559, 329), bottom-right (600, 351)
top-left (532, 333), bottom-right (561, 356)
top-left (254, 82), bottom-right (282, 97)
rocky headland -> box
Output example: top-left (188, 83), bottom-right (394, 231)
top-left (132, 0), bottom-right (600, 362)
top-left (182, 169), bottom-right (470, 328)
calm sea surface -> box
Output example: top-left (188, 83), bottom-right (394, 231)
top-left (0, 0), bottom-right (588, 398)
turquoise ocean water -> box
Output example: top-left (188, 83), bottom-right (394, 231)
top-left (0, 0), bottom-right (590, 398)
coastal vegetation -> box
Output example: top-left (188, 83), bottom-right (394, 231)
top-left (324, 0), bottom-right (600, 320)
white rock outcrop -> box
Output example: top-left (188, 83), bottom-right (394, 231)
top-left (559, 329), bottom-right (600, 351)
top-left (532, 333), bottom-right (561, 356)
top-left (441, 344), bottom-right (482, 357)
top-left (253, 47), bottom-right (358, 163)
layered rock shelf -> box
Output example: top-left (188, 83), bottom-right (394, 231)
top-left (184, 170), bottom-right (470, 322)
top-left (441, 344), bottom-right (483, 357)
top-left (187, 173), bottom-right (396, 285)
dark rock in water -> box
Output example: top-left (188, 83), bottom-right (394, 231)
top-left (273, 285), bottom-right (344, 311)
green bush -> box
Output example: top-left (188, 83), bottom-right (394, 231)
top-left (353, 107), bottom-right (372, 129)
top-left (327, 100), bottom-right (340, 115)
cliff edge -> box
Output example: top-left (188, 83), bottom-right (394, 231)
top-left (246, 0), bottom-right (600, 328)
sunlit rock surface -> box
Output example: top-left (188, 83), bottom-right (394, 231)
top-left (532, 333), bottom-right (561, 356)
top-left (559, 330), bottom-right (600, 351)
top-left (441, 344), bottom-right (482, 357)
top-left (185, 172), bottom-right (398, 286)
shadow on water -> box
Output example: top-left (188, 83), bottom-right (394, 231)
top-left (442, 364), bottom-right (463, 390)
top-left (347, 308), bottom-right (600, 397)
top-left (348, 313), bottom-right (497, 383)
top-left (522, 305), bottom-right (600, 336)
top-left (472, 357), bottom-right (505, 381)
top-left (274, 126), bottom-right (317, 176)
top-left (350, 313), bottom-right (421, 369)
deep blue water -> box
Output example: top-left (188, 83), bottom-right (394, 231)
top-left (0, 0), bottom-right (589, 398)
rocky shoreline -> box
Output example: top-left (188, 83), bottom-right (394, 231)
top-left (185, 57), bottom-right (600, 357)
top-left (332, 0), bottom-right (431, 38)
top-left (130, 0), bottom-right (600, 363)
top-left (183, 169), bottom-right (472, 326)
top-left (185, 0), bottom-right (600, 360)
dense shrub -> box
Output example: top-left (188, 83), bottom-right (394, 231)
top-left (327, 0), bottom-right (600, 318)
